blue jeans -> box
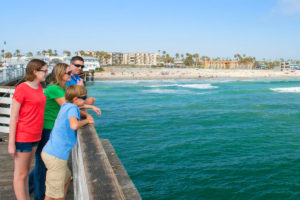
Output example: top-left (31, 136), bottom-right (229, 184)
top-left (29, 129), bottom-right (52, 200)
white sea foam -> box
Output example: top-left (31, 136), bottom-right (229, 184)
top-left (270, 87), bottom-right (300, 93)
top-left (147, 83), bottom-right (218, 89)
top-left (141, 89), bottom-right (177, 94)
top-left (147, 84), bottom-right (178, 88)
top-left (178, 84), bottom-right (218, 89)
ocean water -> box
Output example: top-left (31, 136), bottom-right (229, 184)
top-left (88, 78), bottom-right (300, 200)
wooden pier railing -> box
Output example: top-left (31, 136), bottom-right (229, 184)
top-left (0, 86), bottom-right (14, 134)
top-left (0, 86), bottom-right (142, 200)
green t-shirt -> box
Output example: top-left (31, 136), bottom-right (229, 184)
top-left (43, 84), bottom-right (65, 129)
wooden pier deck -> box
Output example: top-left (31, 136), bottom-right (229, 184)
top-left (0, 134), bottom-right (74, 200)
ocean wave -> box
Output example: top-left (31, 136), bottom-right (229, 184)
top-left (141, 89), bottom-right (178, 94)
top-left (179, 84), bottom-right (218, 89)
top-left (147, 84), bottom-right (218, 89)
top-left (270, 87), bottom-right (300, 93)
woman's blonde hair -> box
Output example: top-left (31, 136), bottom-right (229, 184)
top-left (65, 85), bottom-right (87, 103)
top-left (50, 63), bottom-right (69, 89)
top-left (25, 59), bottom-right (47, 81)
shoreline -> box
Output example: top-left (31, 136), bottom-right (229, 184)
top-left (93, 67), bottom-right (300, 80)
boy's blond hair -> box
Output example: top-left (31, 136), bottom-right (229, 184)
top-left (65, 85), bottom-right (87, 103)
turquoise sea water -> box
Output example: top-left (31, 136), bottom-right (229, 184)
top-left (88, 78), bottom-right (300, 200)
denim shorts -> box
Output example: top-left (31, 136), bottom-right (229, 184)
top-left (15, 141), bottom-right (39, 152)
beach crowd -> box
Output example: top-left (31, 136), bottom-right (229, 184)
top-left (8, 56), bottom-right (101, 200)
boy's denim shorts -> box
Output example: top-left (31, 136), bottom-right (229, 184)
top-left (15, 141), bottom-right (39, 152)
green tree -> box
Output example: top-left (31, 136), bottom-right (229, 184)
top-left (5, 52), bottom-right (12, 58)
top-left (175, 53), bottom-right (179, 60)
top-left (193, 53), bottom-right (199, 67)
top-left (63, 50), bottom-right (71, 56)
top-left (14, 49), bottom-right (21, 57)
top-left (184, 53), bottom-right (194, 66)
top-left (27, 52), bottom-right (33, 57)
top-left (48, 49), bottom-right (53, 56)
top-left (37, 51), bottom-right (41, 56)
top-left (181, 54), bottom-right (184, 60)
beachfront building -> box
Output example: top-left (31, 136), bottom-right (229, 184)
top-left (174, 60), bottom-right (185, 67)
top-left (99, 53), bottom-right (112, 66)
top-left (1, 55), bottom-right (100, 72)
top-left (201, 60), bottom-right (239, 69)
top-left (63, 56), bottom-right (100, 71)
top-left (112, 52), bottom-right (123, 65)
top-left (280, 62), bottom-right (299, 71)
top-left (122, 53), bottom-right (135, 65)
top-left (134, 52), bottom-right (157, 66)
top-left (201, 60), bottom-right (254, 69)
top-left (73, 50), bottom-right (158, 66)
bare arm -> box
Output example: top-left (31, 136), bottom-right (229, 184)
top-left (8, 99), bottom-right (21, 157)
top-left (54, 97), bottom-right (66, 106)
top-left (69, 115), bottom-right (94, 130)
top-left (80, 104), bottom-right (101, 116)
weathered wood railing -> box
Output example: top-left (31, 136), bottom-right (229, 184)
top-left (0, 67), bottom-right (26, 85)
top-left (0, 87), bottom-right (14, 134)
top-left (0, 86), bottom-right (142, 200)
top-left (72, 125), bottom-right (141, 200)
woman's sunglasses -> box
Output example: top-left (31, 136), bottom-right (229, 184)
top-left (78, 95), bottom-right (87, 100)
top-left (72, 62), bottom-right (85, 69)
top-left (65, 70), bottom-right (72, 75)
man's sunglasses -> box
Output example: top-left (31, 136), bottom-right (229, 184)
top-left (72, 62), bottom-right (84, 68)
top-left (65, 70), bottom-right (72, 75)
top-left (78, 95), bottom-right (87, 100)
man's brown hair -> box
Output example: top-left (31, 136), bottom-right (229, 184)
top-left (65, 85), bottom-right (87, 103)
top-left (25, 59), bottom-right (47, 81)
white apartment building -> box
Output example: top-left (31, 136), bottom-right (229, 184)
top-left (122, 52), bottom-right (157, 66)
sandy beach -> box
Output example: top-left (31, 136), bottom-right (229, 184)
top-left (94, 67), bottom-right (300, 80)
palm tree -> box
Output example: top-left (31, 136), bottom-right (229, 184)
top-left (175, 53), bottom-right (179, 60)
top-left (193, 53), bottom-right (199, 67)
top-left (14, 49), bottom-right (21, 57)
top-left (27, 52), bottom-right (33, 57)
top-left (37, 51), bottom-right (41, 56)
top-left (48, 49), bottom-right (53, 56)
top-left (79, 50), bottom-right (85, 56)
top-left (63, 50), bottom-right (71, 56)
top-left (181, 54), bottom-right (184, 61)
top-left (5, 52), bottom-right (12, 58)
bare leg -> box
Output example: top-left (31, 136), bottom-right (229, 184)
top-left (63, 176), bottom-right (71, 199)
top-left (14, 147), bottom-right (36, 200)
top-left (45, 196), bottom-right (55, 200)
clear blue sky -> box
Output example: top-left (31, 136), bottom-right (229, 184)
top-left (1, 0), bottom-right (300, 60)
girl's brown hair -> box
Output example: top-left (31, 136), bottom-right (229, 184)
top-left (65, 85), bottom-right (87, 103)
top-left (50, 63), bottom-right (69, 89)
top-left (25, 59), bottom-right (47, 81)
